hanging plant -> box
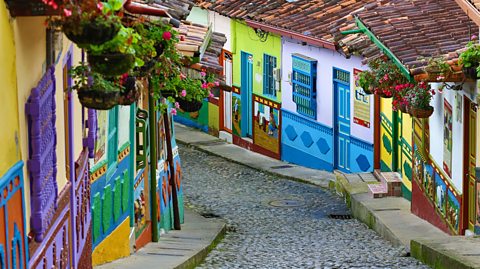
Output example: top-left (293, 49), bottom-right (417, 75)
top-left (367, 58), bottom-right (409, 98)
top-left (392, 83), bottom-right (414, 113)
top-left (117, 75), bottom-right (141, 106)
top-left (420, 56), bottom-right (452, 81)
top-left (404, 81), bottom-right (435, 118)
top-left (85, 25), bottom-right (142, 76)
top-left (356, 70), bottom-right (376, 95)
top-left (46, 0), bottom-right (124, 47)
top-left (459, 40), bottom-right (480, 80)
top-left (70, 63), bottom-right (123, 110)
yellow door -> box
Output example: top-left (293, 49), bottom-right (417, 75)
top-left (468, 101), bottom-right (477, 231)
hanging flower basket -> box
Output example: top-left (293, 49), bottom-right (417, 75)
top-left (63, 20), bottom-right (120, 47)
top-left (118, 76), bottom-right (140, 106)
top-left (462, 66), bottom-right (478, 80)
top-left (87, 53), bottom-right (136, 76)
top-left (376, 90), bottom-right (393, 98)
top-left (408, 106), bottom-right (434, 118)
top-left (177, 99), bottom-right (203, 112)
top-left (77, 87), bottom-right (120, 110)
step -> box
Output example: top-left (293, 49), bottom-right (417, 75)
top-left (367, 183), bottom-right (388, 199)
top-left (374, 170), bottom-right (402, 197)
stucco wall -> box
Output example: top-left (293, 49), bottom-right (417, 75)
top-left (208, 11), bottom-right (232, 51)
top-left (187, 7), bottom-right (209, 26)
top-left (0, 3), bottom-right (21, 176)
top-left (281, 38), bottom-right (373, 142)
top-left (232, 20), bottom-right (282, 103)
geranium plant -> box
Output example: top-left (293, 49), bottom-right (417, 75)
top-left (368, 58), bottom-right (409, 98)
top-left (392, 83), bottom-right (414, 112)
top-left (459, 41), bottom-right (480, 78)
top-left (356, 70), bottom-right (376, 94)
top-left (403, 81), bottom-right (435, 118)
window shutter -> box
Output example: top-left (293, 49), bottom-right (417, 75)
top-left (292, 54), bottom-right (317, 119)
top-left (26, 66), bottom-right (58, 242)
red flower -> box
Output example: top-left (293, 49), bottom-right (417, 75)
top-left (163, 31), bottom-right (172, 41)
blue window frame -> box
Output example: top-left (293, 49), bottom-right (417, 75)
top-left (292, 53), bottom-right (317, 119)
top-left (263, 54), bottom-right (277, 96)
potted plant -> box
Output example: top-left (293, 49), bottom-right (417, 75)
top-left (117, 74), bottom-right (141, 106)
top-left (368, 58), bottom-right (408, 98)
top-left (356, 70), bottom-right (376, 95)
top-left (459, 41), bottom-right (480, 79)
top-left (46, 0), bottom-right (124, 47)
top-left (404, 81), bottom-right (435, 118)
top-left (421, 56), bottom-right (452, 81)
top-left (86, 25), bottom-right (141, 76)
top-left (392, 83), bottom-right (414, 113)
top-left (70, 64), bottom-right (122, 110)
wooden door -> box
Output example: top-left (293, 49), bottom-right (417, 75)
top-left (240, 51), bottom-right (253, 137)
top-left (334, 69), bottom-right (351, 172)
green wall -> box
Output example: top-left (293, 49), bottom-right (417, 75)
top-left (231, 20), bottom-right (282, 103)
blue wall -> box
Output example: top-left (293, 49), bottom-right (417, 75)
top-left (350, 137), bottom-right (374, 173)
top-left (281, 109), bottom-right (334, 171)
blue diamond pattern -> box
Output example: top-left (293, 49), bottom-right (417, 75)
top-left (300, 132), bottom-right (314, 148)
top-left (316, 138), bottom-right (330, 154)
top-left (356, 154), bottom-right (371, 172)
top-left (285, 125), bottom-right (298, 141)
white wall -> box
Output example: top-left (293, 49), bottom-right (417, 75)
top-left (281, 38), bottom-right (373, 142)
top-left (429, 82), bottom-right (477, 192)
top-left (208, 11), bottom-right (231, 52)
top-left (118, 105), bottom-right (131, 147)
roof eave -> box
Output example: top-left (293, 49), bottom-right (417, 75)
top-left (244, 19), bottom-right (336, 51)
top-left (454, 0), bottom-right (480, 27)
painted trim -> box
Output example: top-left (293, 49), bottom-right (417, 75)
top-left (350, 136), bottom-right (374, 150)
top-left (281, 109), bottom-right (333, 135)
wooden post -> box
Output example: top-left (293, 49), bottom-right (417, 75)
top-left (148, 77), bottom-right (159, 241)
top-left (163, 111), bottom-right (181, 230)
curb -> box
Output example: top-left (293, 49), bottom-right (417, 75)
top-left (175, 221), bottom-right (227, 269)
top-left (411, 240), bottom-right (477, 269)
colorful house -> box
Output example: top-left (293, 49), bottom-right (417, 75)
top-left (341, 0), bottom-right (478, 235)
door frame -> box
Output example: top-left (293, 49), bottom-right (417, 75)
top-left (220, 49), bottom-right (233, 133)
top-left (333, 67), bottom-right (351, 172)
top-left (462, 96), bottom-right (477, 233)
top-left (240, 51), bottom-right (253, 137)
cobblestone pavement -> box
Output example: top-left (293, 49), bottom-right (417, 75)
top-left (180, 146), bottom-right (429, 269)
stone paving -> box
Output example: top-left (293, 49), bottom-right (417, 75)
top-left (180, 146), bottom-right (429, 269)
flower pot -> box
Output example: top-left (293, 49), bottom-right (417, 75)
top-left (77, 87), bottom-right (120, 110)
top-left (88, 53), bottom-right (136, 76)
top-left (118, 76), bottom-right (140, 106)
top-left (408, 106), bottom-right (434, 118)
top-left (178, 99), bottom-right (203, 112)
top-left (63, 19), bottom-right (120, 47)
top-left (463, 66), bottom-right (478, 80)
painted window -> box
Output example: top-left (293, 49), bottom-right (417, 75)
top-left (263, 54), bottom-right (277, 96)
top-left (107, 106), bottom-right (119, 170)
top-left (26, 67), bottom-right (58, 241)
top-left (292, 53), bottom-right (317, 119)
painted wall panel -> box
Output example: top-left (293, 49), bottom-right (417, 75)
top-left (232, 20), bottom-right (282, 103)
top-left (174, 99), bottom-right (209, 132)
top-left (429, 83), bottom-right (465, 192)
top-left (208, 103), bottom-right (220, 136)
top-left (281, 109), bottom-right (334, 171)
top-left (118, 106), bottom-right (131, 147)
top-left (281, 38), bottom-right (373, 143)
top-left (0, 4), bottom-right (21, 177)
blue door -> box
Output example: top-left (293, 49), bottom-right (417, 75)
top-left (334, 69), bottom-right (351, 172)
top-left (241, 51), bottom-right (253, 137)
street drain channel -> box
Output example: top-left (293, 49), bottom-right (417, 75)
top-left (201, 212), bottom-right (221, 218)
top-left (268, 199), bottom-right (304, 208)
top-left (328, 214), bottom-right (352, 220)
top-left (271, 165), bottom-right (294, 169)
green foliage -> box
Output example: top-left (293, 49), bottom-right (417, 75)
top-left (421, 56), bottom-right (452, 77)
top-left (69, 63), bottom-right (124, 93)
top-left (459, 41), bottom-right (480, 76)
top-left (367, 58), bottom-right (409, 97)
top-left (356, 70), bottom-right (376, 93)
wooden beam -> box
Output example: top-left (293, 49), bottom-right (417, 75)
top-left (454, 0), bottom-right (480, 27)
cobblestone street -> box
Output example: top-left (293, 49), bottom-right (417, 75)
top-left (180, 146), bottom-right (429, 269)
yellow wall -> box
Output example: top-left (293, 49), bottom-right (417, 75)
top-left (400, 114), bottom-right (413, 192)
top-left (208, 103), bottom-right (219, 132)
top-left (380, 97), bottom-right (393, 170)
top-left (13, 16), bottom-right (83, 232)
top-left (92, 217), bottom-right (131, 266)
top-left (0, 3), bottom-right (21, 176)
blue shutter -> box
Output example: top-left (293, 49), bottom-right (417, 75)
top-left (263, 54), bottom-right (277, 96)
top-left (292, 54), bottom-right (317, 119)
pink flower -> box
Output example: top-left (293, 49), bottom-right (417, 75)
top-left (171, 108), bottom-right (177, 116)
top-left (180, 73), bottom-right (186, 80)
top-left (214, 81), bottom-right (220, 87)
top-left (209, 91), bottom-right (214, 98)
top-left (181, 90), bottom-right (187, 97)
top-left (200, 71), bottom-right (206, 77)
top-left (63, 8), bottom-right (72, 17)
top-left (163, 31), bottom-right (172, 41)
top-left (383, 74), bottom-right (389, 81)
top-left (175, 102), bottom-right (180, 109)
top-left (472, 34), bottom-right (478, 41)
top-left (97, 2), bottom-right (103, 10)
top-left (201, 83), bottom-right (208, 89)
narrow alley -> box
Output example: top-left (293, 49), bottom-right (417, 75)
top-left (180, 145), bottom-right (428, 269)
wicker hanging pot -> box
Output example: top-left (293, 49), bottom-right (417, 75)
top-left (88, 52), bottom-right (136, 76)
top-left (77, 86), bottom-right (120, 110)
top-left (118, 76), bottom-right (141, 106)
top-left (63, 19), bottom-right (120, 47)
top-left (407, 105), bottom-right (434, 118)
top-left (177, 98), bottom-right (203, 113)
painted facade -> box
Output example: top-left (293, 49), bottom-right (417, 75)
top-left (1, 3), bottom-right (185, 268)
top-left (281, 38), bottom-right (374, 173)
